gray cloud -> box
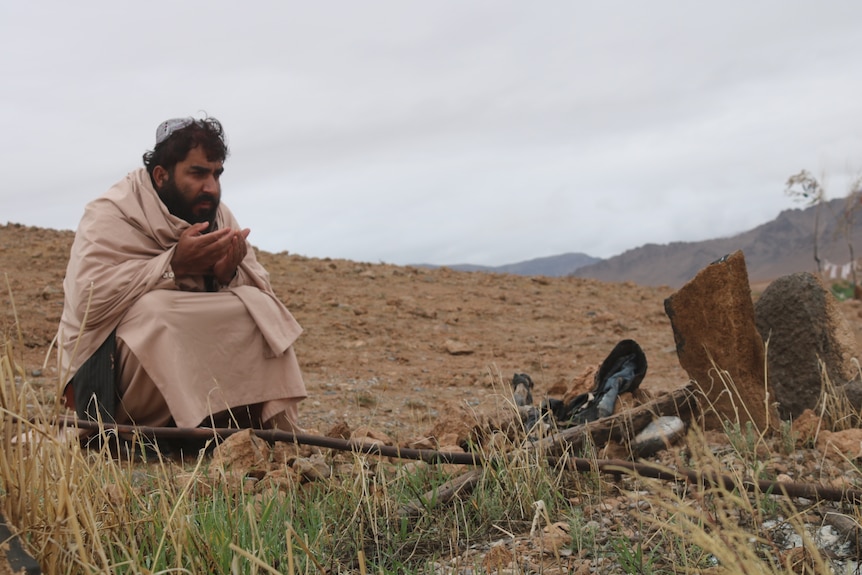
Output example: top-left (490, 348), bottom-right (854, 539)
top-left (2, 1), bottom-right (861, 266)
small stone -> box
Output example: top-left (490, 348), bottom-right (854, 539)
top-left (444, 340), bottom-right (474, 355)
top-left (292, 453), bottom-right (331, 482)
top-left (350, 426), bottom-right (393, 448)
top-left (210, 429), bottom-right (270, 472)
top-left (538, 521), bottom-right (573, 555)
top-left (817, 428), bottom-right (862, 462)
top-left (791, 409), bottom-right (822, 447)
top-left (631, 416), bottom-right (686, 457)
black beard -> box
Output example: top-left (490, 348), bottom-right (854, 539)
top-left (157, 176), bottom-right (219, 226)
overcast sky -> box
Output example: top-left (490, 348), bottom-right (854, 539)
top-left (2, 2), bottom-right (861, 266)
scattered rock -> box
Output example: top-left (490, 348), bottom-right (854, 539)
top-left (823, 511), bottom-right (862, 554)
top-left (292, 453), bottom-right (331, 481)
top-left (10, 225), bottom-right (862, 574)
top-left (423, 405), bottom-right (490, 447)
top-left (817, 428), bottom-right (862, 462)
top-left (40, 285), bottom-right (58, 300)
top-left (791, 409), bottom-right (824, 447)
top-left (539, 521), bottom-right (573, 556)
top-left (444, 339), bottom-right (474, 355)
top-left (664, 251), bottom-right (779, 433)
top-left (410, 307), bottom-right (437, 319)
top-left (210, 429), bottom-right (270, 472)
top-left (270, 441), bottom-right (305, 465)
top-left (349, 426), bottom-right (393, 448)
top-left (436, 440), bottom-right (464, 454)
top-left (256, 468), bottom-right (299, 492)
top-left (326, 420), bottom-right (352, 440)
top-left (631, 416), bottom-right (686, 457)
top-left (435, 432), bottom-right (462, 450)
top-left (754, 272), bottom-right (860, 419)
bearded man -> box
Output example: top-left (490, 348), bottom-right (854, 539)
top-left (57, 117), bottom-right (306, 431)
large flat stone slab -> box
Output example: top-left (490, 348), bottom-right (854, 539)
top-left (664, 251), bottom-right (779, 433)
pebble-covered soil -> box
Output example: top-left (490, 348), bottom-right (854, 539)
top-left (5, 221), bottom-right (862, 573)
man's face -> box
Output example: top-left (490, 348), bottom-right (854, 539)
top-left (154, 146), bottom-right (224, 225)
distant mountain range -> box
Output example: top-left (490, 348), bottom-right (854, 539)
top-left (421, 197), bottom-right (862, 288)
top-left (418, 252), bottom-right (602, 277)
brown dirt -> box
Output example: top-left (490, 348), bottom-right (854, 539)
top-left (4, 222), bottom-right (862, 442)
top-left (8, 222), bottom-right (862, 573)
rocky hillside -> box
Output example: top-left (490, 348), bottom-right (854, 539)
top-left (418, 197), bottom-right (861, 288)
top-left (573, 197), bottom-right (862, 287)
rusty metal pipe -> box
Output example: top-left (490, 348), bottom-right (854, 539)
top-left (48, 415), bottom-right (862, 505)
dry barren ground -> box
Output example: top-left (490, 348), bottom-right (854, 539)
top-left (8, 222), bottom-right (862, 573)
top-left (5, 222), bottom-right (862, 441)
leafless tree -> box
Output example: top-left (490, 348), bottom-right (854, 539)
top-left (785, 170), bottom-right (826, 275)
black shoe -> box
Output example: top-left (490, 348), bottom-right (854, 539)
top-left (549, 339), bottom-right (648, 427)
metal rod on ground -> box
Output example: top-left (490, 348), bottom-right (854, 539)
top-left (399, 455), bottom-right (862, 517)
top-left (562, 458), bottom-right (862, 505)
top-left (53, 414), bottom-right (482, 465)
top-left (48, 414), bottom-right (862, 506)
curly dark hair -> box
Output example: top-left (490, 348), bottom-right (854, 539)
top-left (142, 117), bottom-right (230, 177)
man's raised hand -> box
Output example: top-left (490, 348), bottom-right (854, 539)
top-left (213, 228), bottom-right (250, 286)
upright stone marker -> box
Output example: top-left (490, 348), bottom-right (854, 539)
top-left (664, 251), bottom-right (779, 433)
top-left (754, 272), bottom-right (859, 419)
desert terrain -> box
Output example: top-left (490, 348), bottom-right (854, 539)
top-left (10, 222), bottom-right (862, 572)
top-left (4, 222), bottom-right (862, 442)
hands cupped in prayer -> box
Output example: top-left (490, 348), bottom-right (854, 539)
top-left (171, 222), bottom-right (250, 283)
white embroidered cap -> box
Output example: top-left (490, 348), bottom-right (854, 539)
top-left (155, 117), bottom-right (196, 145)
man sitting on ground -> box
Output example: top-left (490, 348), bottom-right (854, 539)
top-left (57, 116), bottom-right (306, 431)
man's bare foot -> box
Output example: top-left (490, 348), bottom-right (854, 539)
top-left (265, 411), bottom-right (305, 434)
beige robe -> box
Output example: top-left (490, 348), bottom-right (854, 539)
top-left (57, 168), bottom-right (306, 428)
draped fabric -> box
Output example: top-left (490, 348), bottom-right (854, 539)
top-left (57, 168), bottom-right (306, 427)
